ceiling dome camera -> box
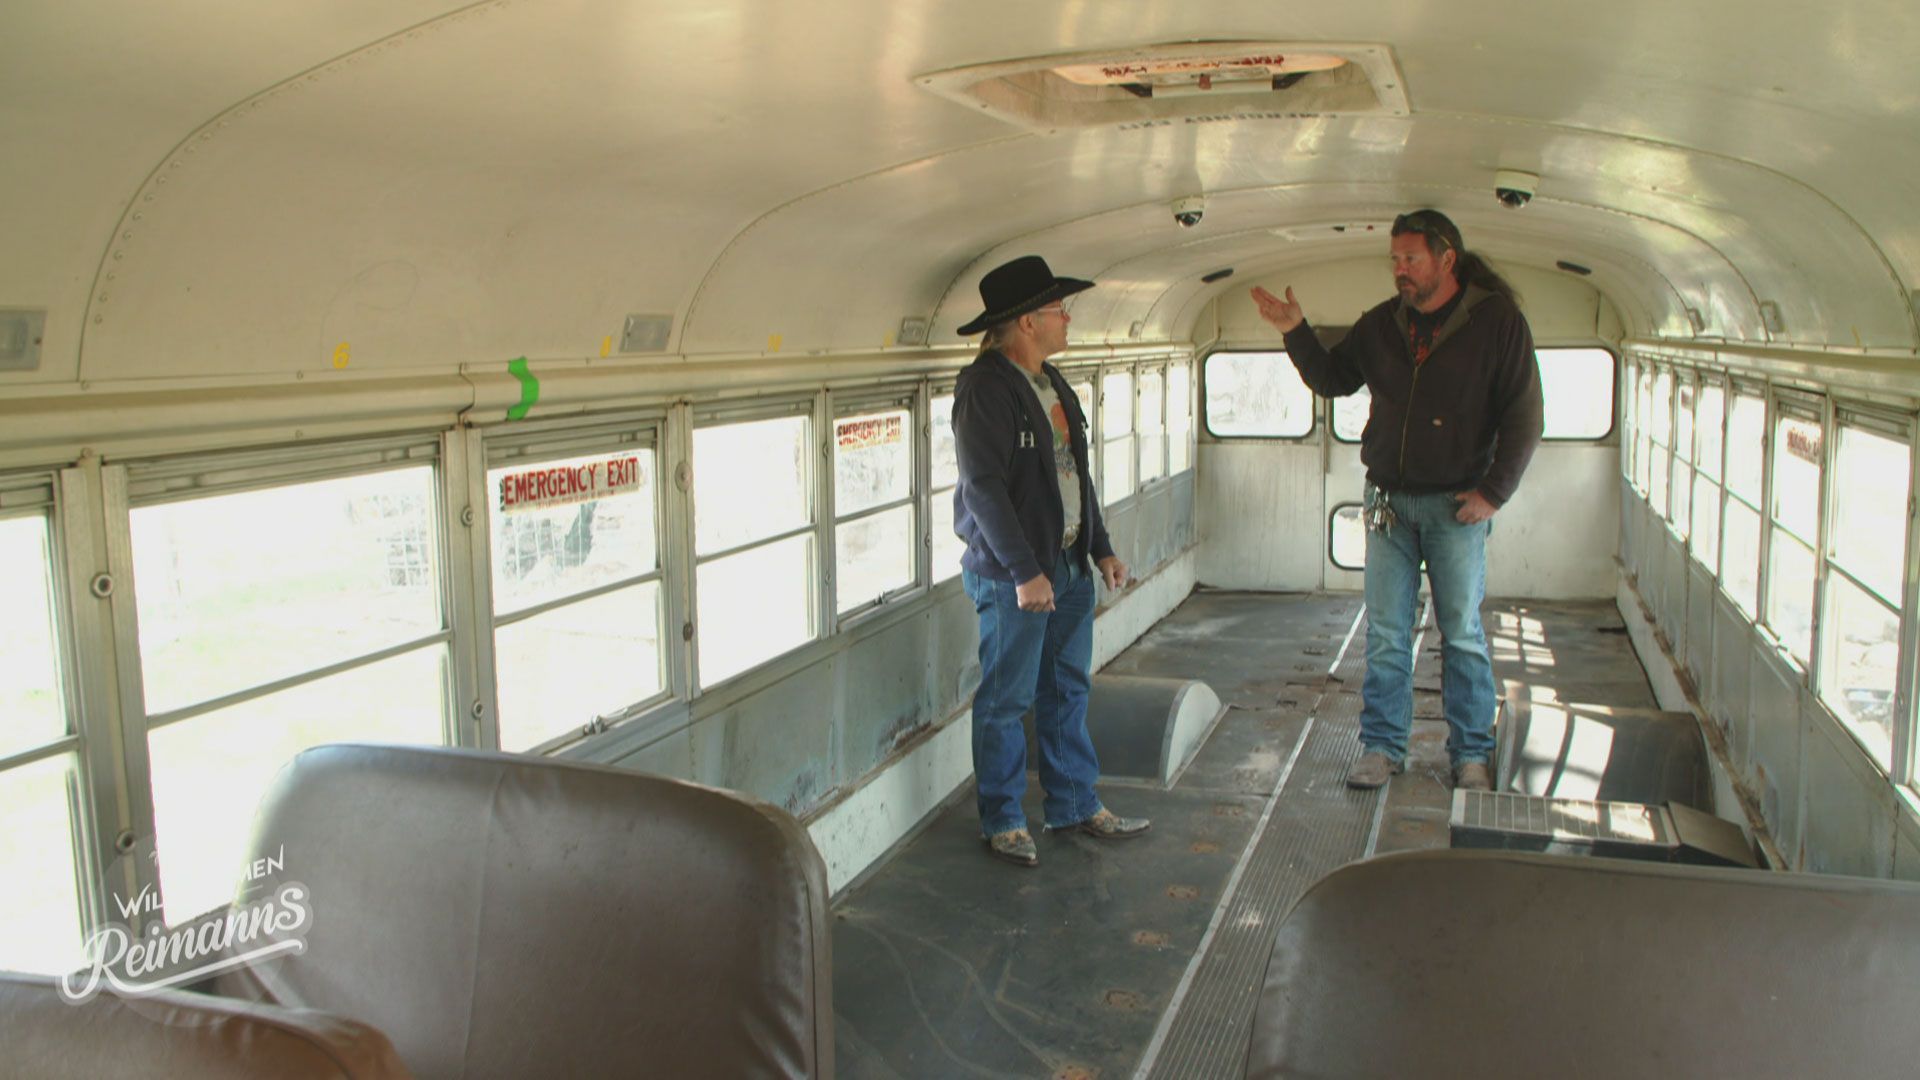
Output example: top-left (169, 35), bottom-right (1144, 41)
top-left (1172, 196), bottom-right (1206, 227)
top-left (1494, 169), bottom-right (1538, 209)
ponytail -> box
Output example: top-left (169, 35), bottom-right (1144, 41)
top-left (1453, 250), bottom-right (1521, 309)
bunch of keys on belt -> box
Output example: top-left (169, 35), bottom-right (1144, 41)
top-left (1363, 488), bottom-right (1398, 533)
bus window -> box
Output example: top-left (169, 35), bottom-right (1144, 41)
top-left (1766, 401), bottom-right (1822, 664)
top-left (929, 391), bottom-right (963, 583)
top-left (1139, 368), bottom-right (1167, 486)
top-left (1632, 364), bottom-right (1654, 494)
top-left (132, 465), bottom-right (450, 921)
top-left (488, 447), bottom-right (664, 751)
top-left (1329, 505), bottom-right (1365, 570)
top-left (0, 510), bottom-right (85, 977)
top-left (694, 414), bottom-right (815, 686)
top-left (1819, 419), bottom-right (1909, 770)
top-left (1102, 369), bottom-right (1136, 505)
top-left (1331, 348), bottom-right (1614, 445)
top-left (1692, 379), bottom-right (1726, 575)
top-left (834, 405), bottom-right (915, 616)
top-left (1648, 368), bottom-right (1673, 519)
top-left (1203, 352), bottom-right (1314, 439)
top-left (1334, 387), bottom-right (1369, 442)
top-left (1722, 387), bottom-right (1767, 616)
top-left (1670, 373), bottom-right (1695, 540)
top-left (1168, 363), bottom-right (1193, 474)
top-left (1539, 348), bottom-right (1617, 439)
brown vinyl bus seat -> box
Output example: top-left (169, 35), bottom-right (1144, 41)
top-left (0, 970), bottom-right (411, 1079)
top-left (211, 743), bottom-right (833, 1080)
top-left (1244, 850), bottom-right (1920, 1079)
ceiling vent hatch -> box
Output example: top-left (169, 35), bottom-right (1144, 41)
top-left (918, 42), bottom-right (1408, 130)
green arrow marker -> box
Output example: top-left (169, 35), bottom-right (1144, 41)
top-left (506, 357), bottom-right (540, 420)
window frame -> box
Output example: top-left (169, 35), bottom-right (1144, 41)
top-left (112, 435), bottom-right (459, 923)
top-left (1167, 360), bottom-right (1195, 476)
top-left (1721, 379), bottom-right (1770, 618)
top-left (1814, 405), bottom-right (1912, 774)
top-left (688, 397), bottom-right (821, 691)
top-left (1689, 369), bottom-right (1729, 577)
top-left (1328, 502), bottom-right (1366, 571)
top-left (1137, 363), bottom-right (1169, 488)
top-left (829, 386), bottom-right (924, 625)
top-left (1762, 389), bottom-right (1826, 668)
top-left (1099, 364), bottom-right (1138, 505)
top-left (480, 413), bottom-right (671, 753)
top-left (1199, 348), bottom-right (1319, 442)
top-left (0, 471), bottom-right (103, 975)
top-left (927, 381), bottom-right (963, 586)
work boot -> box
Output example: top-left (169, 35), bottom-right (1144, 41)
top-left (1453, 762), bottom-right (1493, 791)
top-left (1345, 750), bottom-right (1404, 789)
top-left (987, 828), bottom-right (1039, 867)
top-left (1076, 808), bottom-right (1151, 839)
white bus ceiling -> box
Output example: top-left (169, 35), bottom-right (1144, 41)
top-left (4, 0), bottom-right (1918, 403)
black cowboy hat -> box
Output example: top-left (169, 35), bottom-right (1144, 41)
top-left (956, 255), bottom-right (1095, 335)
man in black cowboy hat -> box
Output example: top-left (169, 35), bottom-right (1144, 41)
top-left (1251, 209), bottom-right (1543, 794)
top-left (951, 255), bottom-right (1150, 867)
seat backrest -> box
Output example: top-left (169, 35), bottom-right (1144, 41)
top-left (214, 743), bottom-right (833, 1080)
top-left (1245, 850), bottom-right (1920, 1079)
top-left (1, 970), bottom-right (410, 1079)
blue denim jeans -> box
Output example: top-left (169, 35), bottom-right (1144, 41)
top-left (962, 553), bottom-right (1103, 835)
top-left (1360, 488), bottom-right (1495, 767)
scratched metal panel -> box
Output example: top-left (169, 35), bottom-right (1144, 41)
top-left (1801, 714), bottom-right (1896, 877)
top-left (1487, 447), bottom-right (1621, 600)
top-left (931, 586), bottom-right (982, 717)
top-left (1658, 528), bottom-right (1689, 658)
top-left (1170, 470), bottom-right (1196, 554)
top-left (840, 611), bottom-right (938, 785)
top-left (1104, 498), bottom-right (1142, 583)
top-left (1130, 481), bottom-right (1175, 573)
top-left (1195, 441), bottom-right (1324, 591)
top-left (614, 726), bottom-right (695, 783)
top-left (1895, 820), bottom-right (1920, 883)
top-left (1686, 565), bottom-right (1715, 691)
top-left (1711, 594), bottom-right (1755, 772)
top-left (691, 656), bottom-right (841, 816)
top-left (1618, 484), bottom-right (1640, 578)
top-left (1749, 648), bottom-right (1807, 868)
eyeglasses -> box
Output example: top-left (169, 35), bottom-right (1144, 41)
top-left (1392, 211), bottom-right (1457, 254)
top-left (1031, 303), bottom-right (1068, 320)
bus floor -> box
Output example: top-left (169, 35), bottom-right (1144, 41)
top-left (831, 589), bottom-right (1655, 1080)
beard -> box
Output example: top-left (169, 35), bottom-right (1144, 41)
top-left (1397, 276), bottom-right (1440, 308)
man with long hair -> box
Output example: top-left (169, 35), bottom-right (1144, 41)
top-left (1251, 210), bottom-right (1543, 791)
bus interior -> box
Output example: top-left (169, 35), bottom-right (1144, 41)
top-left (5, 2), bottom-right (1920, 1076)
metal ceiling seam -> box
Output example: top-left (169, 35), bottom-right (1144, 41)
top-left (677, 129), bottom-right (1041, 345)
top-left (74, 0), bottom-right (509, 382)
top-left (1424, 109), bottom-right (1920, 349)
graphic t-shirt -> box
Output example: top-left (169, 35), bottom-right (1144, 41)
top-left (1405, 289), bottom-right (1465, 366)
top-left (1028, 373), bottom-right (1082, 541)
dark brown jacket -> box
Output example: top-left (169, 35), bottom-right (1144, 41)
top-left (1281, 284), bottom-right (1543, 506)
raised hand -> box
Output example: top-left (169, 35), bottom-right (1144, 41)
top-left (1251, 285), bottom-right (1304, 333)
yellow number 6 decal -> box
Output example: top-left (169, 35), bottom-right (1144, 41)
top-left (332, 343), bottom-right (351, 369)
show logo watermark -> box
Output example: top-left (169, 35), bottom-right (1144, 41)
top-left (59, 842), bottom-right (312, 1004)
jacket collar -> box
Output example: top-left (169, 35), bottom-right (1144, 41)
top-left (1391, 284), bottom-right (1493, 356)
